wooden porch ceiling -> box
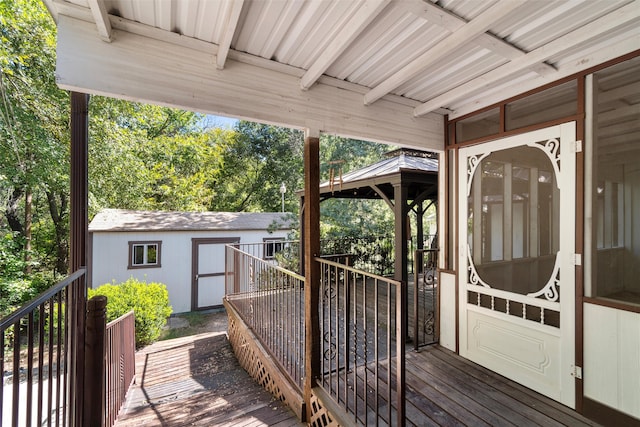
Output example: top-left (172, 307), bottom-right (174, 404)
top-left (44, 0), bottom-right (640, 150)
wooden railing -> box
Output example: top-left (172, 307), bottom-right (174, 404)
top-left (1, 269), bottom-right (86, 427)
top-left (225, 244), bottom-right (305, 390)
top-left (316, 257), bottom-right (406, 426)
top-left (105, 311), bottom-right (135, 427)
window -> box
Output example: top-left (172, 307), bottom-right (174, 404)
top-left (264, 238), bottom-right (284, 260)
top-left (128, 241), bottom-right (161, 268)
top-left (585, 56), bottom-right (640, 307)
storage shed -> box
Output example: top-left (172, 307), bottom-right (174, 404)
top-left (89, 209), bottom-right (292, 313)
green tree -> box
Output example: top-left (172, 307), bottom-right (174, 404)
top-left (0, 0), bottom-right (69, 276)
top-left (211, 121), bottom-right (304, 212)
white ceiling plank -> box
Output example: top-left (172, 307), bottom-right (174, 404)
top-left (300, 0), bottom-right (390, 90)
top-left (364, 0), bottom-right (526, 105)
top-left (86, 0), bottom-right (112, 42)
top-left (42, 0), bottom-right (59, 23)
top-left (216, 0), bottom-right (245, 70)
top-left (56, 15), bottom-right (444, 151)
top-left (402, 0), bottom-right (555, 76)
top-left (415, 2), bottom-right (640, 117)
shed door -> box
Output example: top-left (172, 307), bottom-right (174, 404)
top-left (192, 238), bottom-right (239, 310)
top-left (458, 123), bottom-right (576, 407)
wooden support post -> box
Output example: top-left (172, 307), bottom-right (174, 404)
top-left (303, 130), bottom-right (321, 422)
top-left (85, 296), bottom-right (107, 427)
top-left (393, 183), bottom-right (407, 426)
top-left (70, 91), bottom-right (89, 427)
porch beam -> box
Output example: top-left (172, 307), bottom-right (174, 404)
top-left (414, 2), bottom-right (640, 117)
top-left (402, 0), bottom-right (555, 77)
top-left (303, 129), bottom-right (321, 422)
top-left (300, 0), bottom-right (390, 90)
top-left (86, 0), bottom-right (112, 42)
top-left (393, 183), bottom-right (407, 426)
top-left (216, 0), bottom-right (245, 70)
top-left (56, 15), bottom-right (443, 150)
top-left (364, 0), bottom-right (526, 105)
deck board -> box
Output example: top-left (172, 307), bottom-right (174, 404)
top-left (114, 318), bottom-right (601, 427)
top-left (114, 332), bottom-right (303, 427)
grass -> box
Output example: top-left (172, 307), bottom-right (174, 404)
top-left (159, 311), bottom-right (208, 341)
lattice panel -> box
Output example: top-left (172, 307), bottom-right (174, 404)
top-left (227, 314), bottom-right (287, 402)
top-left (309, 393), bottom-right (339, 427)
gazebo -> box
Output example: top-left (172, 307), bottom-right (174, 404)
top-left (301, 148), bottom-right (438, 284)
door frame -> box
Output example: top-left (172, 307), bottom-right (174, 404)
top-left (457, 122), bottom-right (577, 407)
top-left (191, 237), bottom-right (239, 311)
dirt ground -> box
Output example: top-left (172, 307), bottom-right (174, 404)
top-left (162, 308), bottom-right (228, 340)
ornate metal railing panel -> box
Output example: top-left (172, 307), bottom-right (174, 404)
top-left (413, 248), bottom-right (439, 349)
top-left (317, 257), bottom-right (405, 426)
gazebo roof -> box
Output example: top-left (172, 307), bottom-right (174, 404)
top-left (317, 149), bottom-right (438, 202)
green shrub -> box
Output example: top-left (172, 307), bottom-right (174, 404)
top-left (89, 278), bottom-right (172, 348)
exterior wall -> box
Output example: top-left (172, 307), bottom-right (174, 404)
top-left (584, 303), bottom-right (640, 420)
top-left (439, 271), bottom-right (456, 352)
top-left (90, 229), bottom-right (289, 313)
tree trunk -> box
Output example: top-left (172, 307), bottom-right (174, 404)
top-left (5, 188), bottom-right (24, 235)
top-left (24, 188), bottom-right (32, 274)
top-left (47, 190), bottom-right (69, 275)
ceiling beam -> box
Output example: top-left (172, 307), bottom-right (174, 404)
top-left (55, 15), bottom-right (444, 150)
top-left (414, 1), bottom-right (640, 117)
top-left (300, 0), bottom-right (390, 90)
top-left (86, 0), bottom-right (112, 42)
top-left (402, 0), bottom-right (555, 77)
top-left (363, 0), bottom-right (526, 106)
top-left (216, 0), bottom-right (245, 70)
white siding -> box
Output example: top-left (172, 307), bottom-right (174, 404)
top-left (584, 303), bottom-right (640, 419)
top-left (90, 229), bottom-right (289, 314)
top-left (439, 271), bottom-right (456, 352)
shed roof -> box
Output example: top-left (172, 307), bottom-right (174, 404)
top-left (89, 209), bottom-right (293, 232)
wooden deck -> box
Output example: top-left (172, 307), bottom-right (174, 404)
top-left (114, 331), bottom-right (303, 427)
top-left (112, 324), bottom-right (600, 427)
top-left (404, 346), bottom-right (600, 427)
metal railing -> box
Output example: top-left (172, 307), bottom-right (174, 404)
top-left (413, 249), bottom-right (439, 350)
top-left (225, 244), bottom-right (305, 390)
top-left (1, 269), bottom-right (86, 427)
top-left (105, 311), bottom-right (136, 427)
top-left (317, 257), bottom-right (405, 426)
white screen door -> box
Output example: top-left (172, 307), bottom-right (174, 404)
top-left (458, 123), bottom-right (576, 407)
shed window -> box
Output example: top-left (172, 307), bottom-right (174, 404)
top-left (129, 241), bottom-right (161, 268)
top-left (264, 238), bottom-right (284, 260)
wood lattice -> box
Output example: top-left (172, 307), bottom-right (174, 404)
top-left (309, 392), bottom-right (339, 427)
top-left (227, 315), bottom-right (287, 402)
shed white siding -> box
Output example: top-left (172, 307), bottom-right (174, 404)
top-left (91, 229), bottom-right (289, 314)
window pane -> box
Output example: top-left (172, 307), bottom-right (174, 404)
top-left (469, 146), bottom-right (558, 295)
top-left (456, 108), bottom-right (500, 143)
top-left (588, 56), bottom-right (640, 306)
top-left (147, 245), bottom-right (157, 264)
top-left (505, 80), bottom-right (577, 131)
top-left (133, 245), bottom-right (144, 265)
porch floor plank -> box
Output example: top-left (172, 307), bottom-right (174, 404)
top-left (114, 332), bottom-right (303, 427)
top-left (404, 346), bottom-right (599, 427)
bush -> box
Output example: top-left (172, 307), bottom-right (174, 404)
top-left (89, 278), bottom-right (172, 348)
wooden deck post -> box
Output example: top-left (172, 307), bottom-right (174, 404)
top-left (85, 296), bottom-right (107, 427)
top-left (393, 183), bottom-right (407, 426)
top-left (303, 129), bottom-right (321, 422)
top-left (70, 91), bottom-right (89, 427)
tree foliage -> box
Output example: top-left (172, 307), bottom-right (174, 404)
top-left (0, 0), bottom-right (399, 317)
